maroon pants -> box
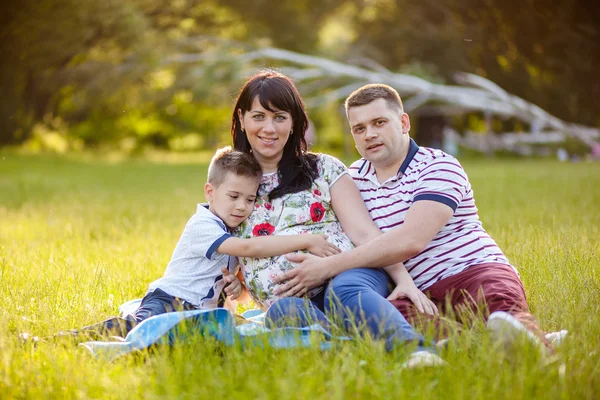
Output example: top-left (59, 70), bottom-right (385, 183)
top-left (390, 263), bottom-right (544, 340)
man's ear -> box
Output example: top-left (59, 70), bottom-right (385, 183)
top-left (401, 113), bottom-right (411, 134)
top-left (237, 109), bottom-right (244, 131)
top-left (204, 182), bottom-right (214, 202)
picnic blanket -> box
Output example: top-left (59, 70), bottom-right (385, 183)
top-left (79, 300), bottom-right (350, 361)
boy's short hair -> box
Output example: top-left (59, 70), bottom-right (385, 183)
top-left (344, 84), bottom-right (404, 115)
top-left (208, 146), bottom-right (262, 187)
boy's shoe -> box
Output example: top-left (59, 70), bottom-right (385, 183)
top-left (18, 332), bottom-right (41, 346)
top-left (486, 311), bottom-right (554, 356)
top-left (401, 351), bottom-right (447, 369)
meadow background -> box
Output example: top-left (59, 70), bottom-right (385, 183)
top-left (2, 0), bottom-right (600, 398)
top-left (1, 151), bottom-right (599, 399)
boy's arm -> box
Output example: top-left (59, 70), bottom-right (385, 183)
top-left (216, 234), bottom-right (339, 258)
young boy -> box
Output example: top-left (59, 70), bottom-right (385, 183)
top-left (62, 147), bottom-right (339, 340)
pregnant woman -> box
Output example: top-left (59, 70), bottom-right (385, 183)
top-left (230, 71), bottom-right (442, 367)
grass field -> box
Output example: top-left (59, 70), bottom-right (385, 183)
top-left (1, 152), bottom-right (599, 399)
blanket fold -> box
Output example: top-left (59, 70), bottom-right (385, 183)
top-left (80, 306), bottom-right (350, 361)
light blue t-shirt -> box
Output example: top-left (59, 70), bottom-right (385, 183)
top-left (147, 204), bottom-right (237, 308)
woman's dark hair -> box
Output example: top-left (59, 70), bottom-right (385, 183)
top-left (231, 70), bottom-right (318, 200)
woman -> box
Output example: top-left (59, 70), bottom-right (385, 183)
top-left (231, 70), bottom-right (439, 359)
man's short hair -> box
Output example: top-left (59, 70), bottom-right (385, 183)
top-left (208, 146), bottom-right (262, 187)
top-left (344, 84), bottom-right (404, 115)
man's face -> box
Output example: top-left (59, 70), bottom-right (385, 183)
top-left (205, 172), bottom-right (259, 229)
top-left (347, 98), bottom-right (411, 169)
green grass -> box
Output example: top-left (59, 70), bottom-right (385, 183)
top-left (1, 152), bottom-right (599, 399)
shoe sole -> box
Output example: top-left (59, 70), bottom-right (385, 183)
top-left (486, 312), bottom-right (548, 355)
top-left (400, 351), bottom-right (447, 369)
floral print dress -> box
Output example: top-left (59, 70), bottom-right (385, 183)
top-left (234, 154), bottom-right (355, 309)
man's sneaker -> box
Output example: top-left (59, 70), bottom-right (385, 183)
top-left (401, 351), bottom-right (447, 369)
top-left (486, 311), bottom-right (553, 356)
top-left (545, 330), bottom-right (568, 346)
top-left (436, 338), bottom-right (450, 352)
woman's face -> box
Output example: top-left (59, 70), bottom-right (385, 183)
top-left (238, 96), bottom-right (293, 172)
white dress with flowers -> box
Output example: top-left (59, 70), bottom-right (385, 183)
top-left (233, 154), bottom-right (355, 309)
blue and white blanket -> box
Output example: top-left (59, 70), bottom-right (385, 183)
top-left (79, 300), bottom-right (349, 361)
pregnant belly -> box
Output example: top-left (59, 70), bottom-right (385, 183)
top-left (241, 231), bottom-right (354, 309)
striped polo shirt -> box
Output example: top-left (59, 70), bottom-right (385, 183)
top-left (349, 139), bottom-right (513, 291)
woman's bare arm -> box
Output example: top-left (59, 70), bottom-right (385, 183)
top-left (329, 174), bottom-right (382, 246)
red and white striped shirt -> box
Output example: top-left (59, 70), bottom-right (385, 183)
top-left (349, 139), bottom-right (514, 291)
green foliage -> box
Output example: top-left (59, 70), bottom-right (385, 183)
top-left (1, 154), bottom-right (600, 398)
top-left (551, 137), bottom-right (591, 158)
top-left (2, 0), bottom-right (598, 150)
top-left (0, 0), bottom-right (150, 143)
top-left (309, 103), bottom-right (354, 155)
top-left (219, 0), bottom-right (344, 53)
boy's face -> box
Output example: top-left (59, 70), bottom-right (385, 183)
top-left (205, 172), bottom-right (259, 229)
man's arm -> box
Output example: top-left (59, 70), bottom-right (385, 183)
top-left (330, 200), bottom-right (454, 273)
top-left (273, 200), bottom-right (453, 296)
top-left (327, 175), bottom-right (419, 282)
top-left (216, 234), bottom-right (340, 258)
top-left (273, 174), bottom-right (438, 314)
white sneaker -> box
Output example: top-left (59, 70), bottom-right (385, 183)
top-left (401, 351), bottom-right (447, 369)
top-left (545, 330), bottom-right (568, 346)
top-left (436, 338), bottom-right (450, 352)
top-left (486, 311), bottom-right (550, 355)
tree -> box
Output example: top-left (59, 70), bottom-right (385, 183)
top-left (348, 0), bottom-right (600, 126)
top-left (0, 0), bottom-right (150, 144)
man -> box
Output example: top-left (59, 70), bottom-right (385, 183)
top-left (275, 84), bottom-right (556, 353)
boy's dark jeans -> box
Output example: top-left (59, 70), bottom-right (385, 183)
top-left (75, 288), bottom-right (196, 339)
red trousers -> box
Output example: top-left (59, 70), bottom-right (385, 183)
top-left (390, 263), bottom-right (543, 340)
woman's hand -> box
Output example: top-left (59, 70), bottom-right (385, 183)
top-left (306, 234), bottom-right (340, 257)
top-left (223, 267), bottom-right (243, 300)
top-left (387, 281), bottom-right (439, 316)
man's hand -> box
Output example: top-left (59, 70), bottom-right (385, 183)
top-left (387, 281), bottom-right (438, 316)
top-left (272, 253), bottom-right (332, 297)
top-left (222, 267), bottom-right (242, 300)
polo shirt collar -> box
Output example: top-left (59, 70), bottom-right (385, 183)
top-left (357, 138), bottom-right (420, 177)
top-left (197, 203), bottom-right (228, 231)
top-left (197, 203), bottom-right (211, 213)
top-left (398, 138), bottom-right (419, 176)
top-left (357, 159), bottom-right (372, 176)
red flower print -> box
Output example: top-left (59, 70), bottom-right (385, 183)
top-left (313, 189), bottom-right (322, 196)
top-left (310, 202), bottom-right (326, 222)
top-left (264, 203), bottom-right (273, 210)
top-left (252, 222), bottom-right (275, 236)
top-left (255, 203), bottom-right (261, 208)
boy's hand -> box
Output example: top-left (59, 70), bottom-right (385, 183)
top-left (222, 267), bottom-right (243, 300)
top-left (306, 234), bottom-right (341, 257)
